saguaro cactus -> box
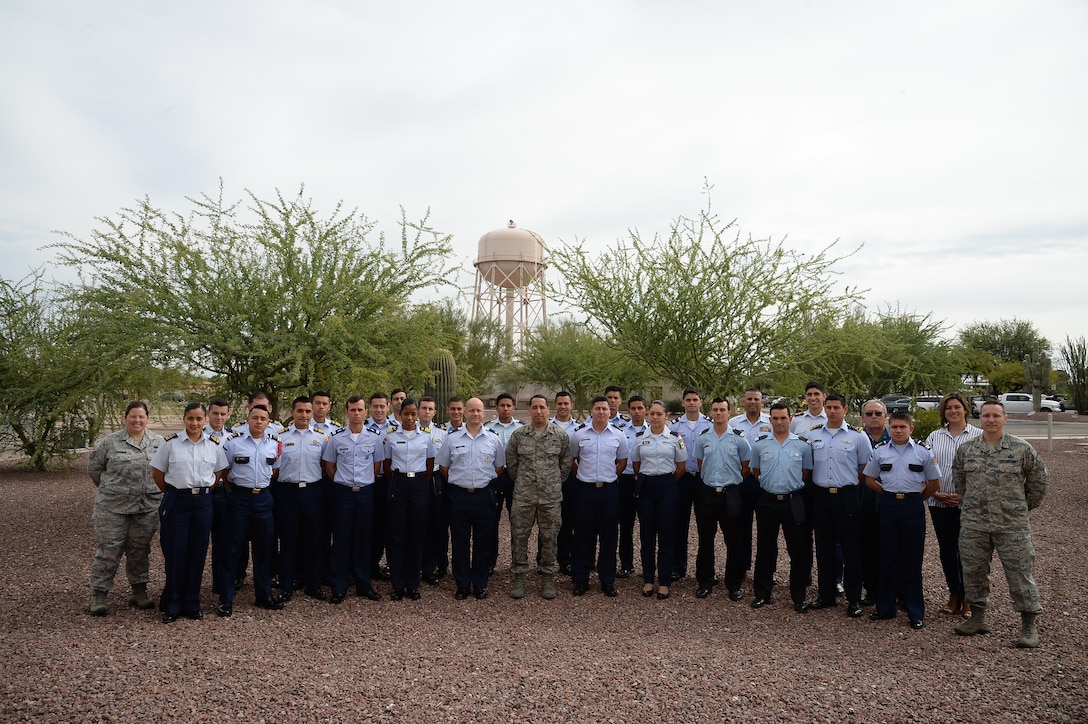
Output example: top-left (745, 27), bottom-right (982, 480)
top-left (426, 348), bottom-right (457, 424)
top-left (1022, 345), bottom-right (1052, 412)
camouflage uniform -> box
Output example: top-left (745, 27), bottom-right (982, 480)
top-left (953, 432), bottom-right (1049, 612)
top-left (87, 429), bottom-right (165, 592)
top-left (505, 423), bottom-right (573, 575)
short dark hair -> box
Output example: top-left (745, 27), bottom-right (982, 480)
top-left (209, 398), bottom-right (230, 410)
top-left (888, 410), bottom-right (913, 424)
top-left (605, 385), bottom-right (622, 395)
top-left (825, 393), bottom-right (847, 406)
top-left (627, 395), bottom-right (646, 406)
top-left (711, 397), bottom-right (729, 407)
top-left (248, 404), bottom-right (270, 415)
top-left (555, 391), bottom-right (572, 401)
top-left (744, 387), bottom-right (762, 396)
top-left (346, 395), bottom-right (366, 407)
top-left (182, 401), bottom-right (205, 415)
top-left (391, 388), bottom-right (406, 397)
top-left (291, 396), bottom-right (312, 408)
top-left (682, 387), bottom-right (701, 398)
top-left (125, 400), bottom-right (149, 416)
top-left (980, 398), bottom-right (1006, 413)
top-left (529, 394), bottom-right (548, 406)
top-left (769, 402), bottom-right (792, 415)
top-left (369, 391), bottom-right (388, 403)
top-left (590, 395), bottom-right (609, 407)
top-left (401, 398), bottom-right (417, 410)
top-left (495, 392), bottom-right (515, 405)
top-left (310, 391), bottom-right (331, 402)
top-left (447, 396), bottom-right (464, 406)
top-left (248, 390), bottom-right (271, 404)
top-left (805, 381), bottom-right (826, 394)
top-left (418, 396), bottom-right (435, 405)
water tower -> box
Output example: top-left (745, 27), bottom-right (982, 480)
top-left (472, 220), bottom-right (547, 348)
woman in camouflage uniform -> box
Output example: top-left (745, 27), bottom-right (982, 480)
top-left (87, 401), bottom-right (165, 615)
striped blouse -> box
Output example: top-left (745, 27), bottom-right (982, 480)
top-left (924, 424), bottom-right (983, 508)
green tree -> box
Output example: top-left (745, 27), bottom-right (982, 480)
top-left (958, 318), bottom-right (1050, 364)
top-left (987, 361), bottom-right (1027, 394)
top-left (427, 300), bottom-right (512, 396)
top-left (547, 198), bottom-right (862, 399)
top-left (52, 184), bottom-right (454, 416)
top-left (508, 320), bottom-right (654, 412)
top-left (0, 270), bottom-right (143, 469)
top-left (1059, 335), bottom-right (1088, 414)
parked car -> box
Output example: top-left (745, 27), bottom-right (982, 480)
top-left (970, 396), bottom-right (987, 418)
top-left (913, 396), bottom-right (940, 411)
top-left (880, 395), bottom-right (911, 414)
top-left (997, 393), bottom-right (1061, 414)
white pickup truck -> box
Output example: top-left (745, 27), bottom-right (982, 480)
top-left (998, 393), bottom-right (1061, 414)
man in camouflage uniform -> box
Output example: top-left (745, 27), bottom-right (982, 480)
top-left (505, 394), bottom-right (572, 600)
top-left (953, 399), bottom-right (1049, 647)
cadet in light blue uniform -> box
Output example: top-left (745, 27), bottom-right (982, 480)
top-left (383, 398), bottom-right (436, 600)
top-left (618, 395), bottom-right (648, 578)
top-left (863, 410), bottom-right (941, 629)
top-left (551, 391), bottom-right (580, 574)
top-left (669, 388), bottom-right (712, 581)
top-left (322, 395), bottom-right (386, 603)
top-left (219, 404), bottom-right (282, 617)
top-left (693, 398), bottom-right (752, 600)
top-left (749, 402), bottom-right (813, 612)
top-left (150, 402), bottom-right (228, 623)
top-left (807, 393), bottom-right (873, 617)
top-left (631, 400), bottom-right (686, 599)
top-left (790, 381), bottom-right (829, 436)
top-left (570, 396), bottom-right (630, 597)
top-left (275, 396), bottom-right (328, 601)
top-left (437, 397), bottom-right (505, 600)
top-left (201, 399), bottom-right (234, 599)
top-left (365, 392), bottom-right (398, 582)
top-left (729, 389), bottom-right (772, 574)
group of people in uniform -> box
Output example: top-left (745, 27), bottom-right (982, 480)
top-left (85, 382), bottom-right (1050, 647)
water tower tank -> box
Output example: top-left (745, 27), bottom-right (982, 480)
top-left (474, 221), bottom-right (545, 289)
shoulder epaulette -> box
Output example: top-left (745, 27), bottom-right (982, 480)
top-left (209, 435), bottom-right (222, 445)
top-left (874, 439), bottom-right (890, 448)
top-left (575, 423), bottom-right (587, 431)
top-left (732, 428), bottom-right (745, 437)
top-left (797, 435), bottom-right (809, 442)
top-left (420, 425), bottom-right (431, 433)
top-left (619, 413), bottom-right (631, 421)
top-left (228, 431), bottom-right (241, 440)
top-left (331, 427), bottom-right (347, 436)
top-left (810, 423), bottom-right (825, 430)
top-left (164, 432), bottom-right (178, 441)
top-left (919, 440), bottom-right (932, 449)
top-left (486, 427), bottom-right (500, 436)
top-left (635, 429), bottom-right (646, 437)
top-left (755, 433), bottom-right (769, 442)
top-left (698, 428), bottom-right (710, 435)
top-left (268, 433), bottom-right (279, 441)
top-left (848, 424), bottom-right (862, 433)
top-left (386, 426), bottom-right (397, 435)
top-left (669, 430), bottom-right (681, 438)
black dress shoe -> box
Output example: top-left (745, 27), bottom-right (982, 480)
top-left (807, 598), bottom-right (837, 610)
top-left (572, 582), bottom-right (589, 596)
top-left (696, 587), bottom-right (712, 599)
top-left (390, 589), bottom-right (404, 601)
top-left (616, 568), bottom-right (633, 579)
top-left (329, 593), bottom-right (345, 604)
top-left (642, 586), bottom-right (654, 598)
top-left (375, 565), bottom-right (391, 581)
top-left (255, 597), bottom-right (285, 611)
top-left (602, 585), bottom-right (618, 597)
top-left (162, 613), bottom-right (179, 624)
top-left (671, 570), bottom-right (687, 582)
top-left (304, 587), bottom-right (328, 601)
top-left (359, 589), bottom-right (382, 601)
top-left (728, 589), bottom-right (743, 602)
top-left (751, 597), bottom-right (772, 609)
top-left (279, 590), bottom-right (293, 602)
top-left (473, 588), bottom-right (488, 600)
top-left (794, 601), bottom-right (809, 613)
top-left (216, 602), bottom-right (233, 617)
top-left (869, 611), bottom-right (895, 621)
top-left (455, 588), bottom-right (469, 600)
top-left (233, 577), bottom-right (247, 590)
top-left (847, 602), bottom-right (863, 618)
top-left (910, 618), bottom-right (924, 630)
top-left (656, 587), bottom-right (670, 600)
top-left (859, 595), bottom-right (876, 607)
top-left (560, 564), bottom-right (573, 575)
top-left (407, 589), bottom-right (421, 601)
top-left (423, 573), bottom-right (440, 586)
top-left (183, 610), bottom-right (204, 621)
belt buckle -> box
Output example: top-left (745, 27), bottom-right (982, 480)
top-left (298, 482), bottom-right (307, 488)
top-left (595, 482), bottom-right (604, 489)
top-left (251, 487), bottom-right (261, 494)
top-left (351, 486), bottom-right (361, 492)
top-left (776, 494), bottom-right (785, 501)
top-left (715, 486), bottom-right (724, 493)
top-left (829, 487), bottom-right (839, 494)
top-left (465, 486), bottom-right (475, 493)
top-left (403, 472), bottom-right (416, 478)
top-left (895, 493), bottom-right (906, 500)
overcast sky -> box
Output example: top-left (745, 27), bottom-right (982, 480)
top-left (2, 1), bottom-right (1084, 353)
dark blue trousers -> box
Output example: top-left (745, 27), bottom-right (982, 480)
top-left (556, 474), bottom-right (577, 569)
top-left (421, 472), bottom-right (449, 577)
top-left (330, 483), bottom-right (375, 596)
top-left (487, 471), bottom-right (515, 571)
top-left (695, 484), bottom-right (747, 592)
top-left (673, 471), bottom-right (702, 576)
top-left (275, 481), bottom-right (324, 593)
top-left (448, 486), bottom-right (497, 592)
top-left (210, 485), bottom-right (231, 595)
top-left (928, 505), bottom-right (964, 597)
top-left (877, 495), bottom-right (927, 620)
top-left (753, 491), bottom-right (810, 604)
top-left (572, 483), bottom-right (619, 587)
top-left (159, 488), bottom-right (213, 615)
top-left (617, 473), bottom-right (638, 571)
top-left (812, 485), bottom-right (862, 603)
top-left (387, 474), bottom-right (431, 592)
top-left (636, 474), bottom-right (677, 586)
top-left (370, 477), bottom-right (389, 575)
top-left (224, 487), bottom-right (275, 604)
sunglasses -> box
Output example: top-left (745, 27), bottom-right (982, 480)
top-left (863, 411), bottom-right (884, 417)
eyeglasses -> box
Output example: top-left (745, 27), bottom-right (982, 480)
top-left (863, 411), bottom-right (884, 417)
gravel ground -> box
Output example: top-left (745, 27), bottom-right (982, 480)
top-left (1, 441), bottom-right (1086, 722)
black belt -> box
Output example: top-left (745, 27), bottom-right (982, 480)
top-left (395, 471), bottom-right (422, 478)
top-left (169, 486), bottom-right (211, 494)
top-left (704, 484), bottom-right (739, 493)
top-left (280, 481), bottom-right (318, 487)
top-left (815, 485), bottom-right (856, 494)
top-left (337, 483), bottom-right (371, 492)
top-left (760, 490), bottom-right (798, 501)
top-left (451, 485), bottom-right (485, 493)
top-left (228, 484), bottom-right (268, 494)
top-left (883, 491), bottom-right (922, 499)
top-left (581, 481), bottom-right (614, 488)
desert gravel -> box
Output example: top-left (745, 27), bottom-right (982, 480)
top-left (1, 440), bottom-right (1086, 722)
